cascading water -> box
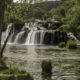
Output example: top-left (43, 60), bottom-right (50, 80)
top-left (25, 22), bottom-right (46, 45)
top-left (26, 30), bottom-right (45, 45)
top-left (2, 22), bottom-right (80, 45)
top-left (1, 23), bottom-right (13, 44)
top-left (1, 22), bottom-right (46, 45)
top-left (14, 31), bottom-right (25, 43)
top-left (26, 31), bottom-right (33, 45)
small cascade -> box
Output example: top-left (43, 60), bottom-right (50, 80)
top-left (26, 31), bottom-right (33, 45)
top-left (1, 31), bottom-right (7, 44)
top-left (14, 31), bottom-right (25, 43)
top-left (40, 30), bottom-right (45, 44)
top-left (1, 23), bottom-right (13, 44)
top-left (26, 30), bottom-right (45, 45)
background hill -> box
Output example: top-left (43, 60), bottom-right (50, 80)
top-left (33, 1), bottom-right (62, 11)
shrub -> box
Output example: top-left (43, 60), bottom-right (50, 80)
top-left (59, 42), bottom-right (66, 48)
top-left (66, 39), bottom-right (77, 49)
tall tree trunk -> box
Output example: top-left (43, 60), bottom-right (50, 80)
top-left (0, 24), bottom-right (14, 57)
top-left (0, 0), bottom-right (5, 58)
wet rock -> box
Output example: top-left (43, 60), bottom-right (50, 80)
top-left (43, 32), bottom-right (53, 44)
top-left (43, 30), bottom-right (68, 45)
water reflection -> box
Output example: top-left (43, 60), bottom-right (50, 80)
top-left (4, 44), bottom-right (80, 80)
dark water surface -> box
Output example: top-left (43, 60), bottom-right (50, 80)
top-left (4, 44), bottom-right (80, 80)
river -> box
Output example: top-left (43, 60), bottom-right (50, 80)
top-left (3, 44), bottom-right (80, 80)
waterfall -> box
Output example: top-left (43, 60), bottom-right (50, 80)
top-left (26, 31), bottom-right (33, 45)
top-left (3, 23), bottom-right (80, 45)
top-left (1, 22), bottom-right (46, 45)
top-left (26, 30), bottom-right (45, 45)
top-left (1, 23), bottom-right (13, 44)
top-left (14, 31), bottom-right (25, 43)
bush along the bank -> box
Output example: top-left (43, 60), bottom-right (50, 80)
top-left (66, 39), bottom-right (77, 49)
top-left (59, 42), bottom-right (66, 48)
top-left (0, 63), bottom-right (33, 80)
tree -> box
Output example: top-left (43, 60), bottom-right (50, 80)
top-left (0, 0), bottom-right (5, 58)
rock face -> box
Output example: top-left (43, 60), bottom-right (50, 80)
top-left (43, 30), bottom-right (68, 45)
top-left (43, 32), bottom-right (53, 44)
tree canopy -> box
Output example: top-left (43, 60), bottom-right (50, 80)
top-left (50, 0), bottom-right (80, 39)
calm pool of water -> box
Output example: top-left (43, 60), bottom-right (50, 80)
top-left (4, 44), bottom-right (80, 80)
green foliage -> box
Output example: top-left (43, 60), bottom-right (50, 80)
top-left (2, 64), bottom-right (27, 74)
top-left (50, 0), bottom-right (80, 39)
top-left (66, 39), bottom-right (77, 49)
top-left (4, 0), bottom-right (62, 27)
top-left (4, 0), bottom-right (49, 26)
top-left (0, 64), bottom-right (33, 80)
top-left (4, 3), bottom-right (33, 25)
top-left (50, 5), bottom-right (65, 21)
top-left (59, 42), bottom-right (65, 48)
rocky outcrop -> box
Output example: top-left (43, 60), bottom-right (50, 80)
top-left (43, 30), bottom-right (68, 45)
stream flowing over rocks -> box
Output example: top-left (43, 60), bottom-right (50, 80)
top-left (1, 22), bottom-right (69, 45)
